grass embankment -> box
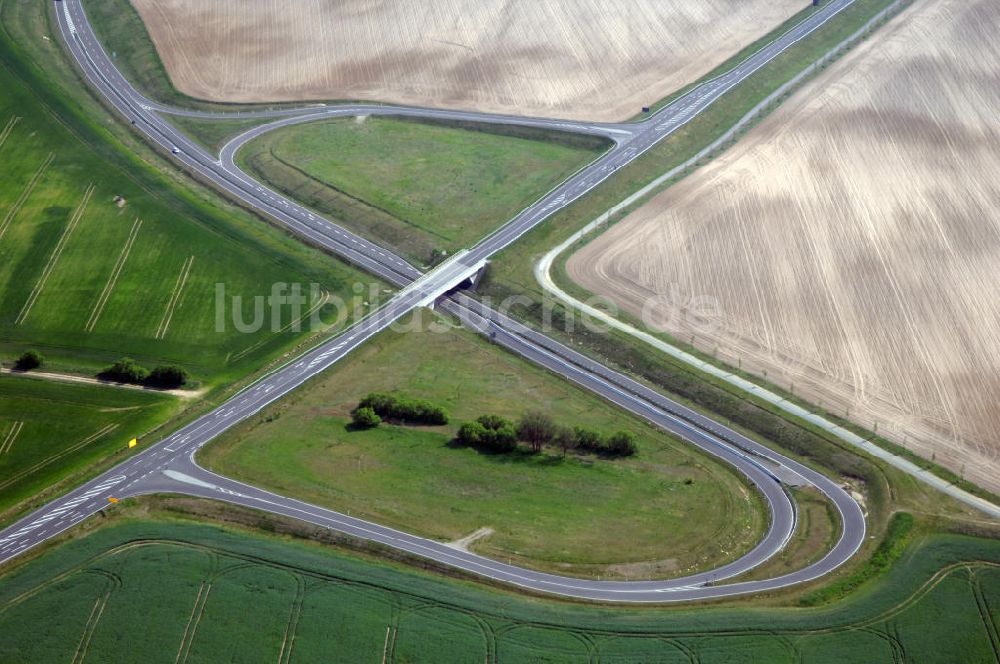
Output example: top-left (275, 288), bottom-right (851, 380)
top-left (238, 117), bottom-right (607, 266)
top-left (201, 313), bottom-right (764, 579)
top-left (0, 379), bottom-right (174, 516)
top-left (1, 509), bottom-right (999, 663)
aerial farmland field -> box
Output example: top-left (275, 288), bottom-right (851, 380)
top-left (2, 516), bottom-right (1000, 663)
top-left (123, 0), bottom-right (805, 120)
top-left (568, 0), bottom-right (1000, 493)
top-left (0, 379), bottom-right (174, 517)
top-left (0, 28), bottom-right (367, 383)
top-left (3, 0), bottom-right (1000, 658)
top-left (237, 117), bottom-right (606, 265)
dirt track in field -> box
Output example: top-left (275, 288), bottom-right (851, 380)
top-left (569, 0), bottom-right (1000, 493)
top-left (130, 0), bottom-right (803, 121)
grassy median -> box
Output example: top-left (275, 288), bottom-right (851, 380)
top-left (200, 312), bottom-right (765, 580)
top-left (238, 116), bottom-right (606, 266)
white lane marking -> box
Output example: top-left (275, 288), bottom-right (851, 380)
top-left (63, 2), bottom-right (77, 34)
top-left (163, 470), bottom-right (218, 490)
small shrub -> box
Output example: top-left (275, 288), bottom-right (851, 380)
top-left (14, 349), bottom-right (43, 371)
top-left (477, 415), bottom-right (519, 452)
top-left (99, 357), bottom-right (149, 384)
top-left (605, 431), bottom-right (638, 457)
top-left (457, 421), bottom-right (487, 446)
top-left (573, 427), bottom-right (605, 453)
top-left (456, 415), bottom-right (518, 452)
top-left (351, 407), bottom-right (382, 430)
top-left (476, 414), bottom-right (509, 431)
top-left (357, 392), bottom-right (448, 425)
top-left (146, 365), bottom-right (189, 389)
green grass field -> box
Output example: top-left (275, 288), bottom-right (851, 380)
top-left (238, 117), bottom-right (606, 265)
top-left (0, 3), bottom-right (375, 384)
top-left (200, 313), bottom-right (764, 579)
top-left (1, 512), bottom-right (998, 663)
top-left (0, 378), bottom-right (175, 516)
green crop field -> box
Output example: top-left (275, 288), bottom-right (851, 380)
top-left (1, 513), bottom-right (999, 663)
top-left (0, 2), bottom-right (374, 385)
top-left (0, 379), bottom-right (175, 517)
top-left (238, 117), bottom-right (607, 265)
top-left (200, 313), bottom-right (764, 579)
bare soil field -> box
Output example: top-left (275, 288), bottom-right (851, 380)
top-left (569, 0), bottom-right (1000, 493)
top-left (128, 0), bottom-right (803, 121)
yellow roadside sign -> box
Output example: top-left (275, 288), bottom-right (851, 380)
top-left (128, 438), bottom-right (138, 449)
top-left (108, 497), bottom-right (119, 504)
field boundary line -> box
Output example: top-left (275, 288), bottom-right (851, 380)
top-left (15, 183), bottom-right (94, 325)
top-left (86, 217), bottom-right (143, 332)
top-left (0, 151), bottom-right (54, 244)
top-left (155, 255), bottom-right (194, 340)
top-left (0, 423), bottom-right (118, 492)
top-left (0, 115), bottom-right (21, 150)
top-left (0, 421), bottom-right (24, 456)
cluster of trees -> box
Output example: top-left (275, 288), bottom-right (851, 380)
top-left (99, 358), bottom-right (189, 389)
top-left (456, 415), bottom-right (519, 452)
top-left (351, 393), bottom-right (448, 429)
top-left (573, 428), bottom-right (639, 457)
top-left (456, 411), bottom-right (638, 458)
top-left (8, 350), bottom-right (189, 390)
top-left (13, 350), bottom-right (43, 371)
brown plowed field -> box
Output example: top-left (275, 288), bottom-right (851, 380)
top-left (130, 0), bottom-right (803, 121)
top-left (569, 0), bottom-right (1000, 493)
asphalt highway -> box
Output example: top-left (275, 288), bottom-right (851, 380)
top-left (0, 0), bottom-right (867, 602)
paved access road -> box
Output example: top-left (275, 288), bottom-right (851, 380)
top-left (0, 0), bottom-right (867, 602)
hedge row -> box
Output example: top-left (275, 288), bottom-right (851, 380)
top-left (354, 393), bottom-right (449, 426)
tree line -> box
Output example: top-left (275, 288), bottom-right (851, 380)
top-left (351, 392), bottom-right (448, 429)
top-left (457, 411), bottom-right (637, 458)
top-left (348, 394), bottom-right (637, 459)
top-left (98, 357), bottom-right (189, 389)
top-left (10, 350), bottom-right (189, 390)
